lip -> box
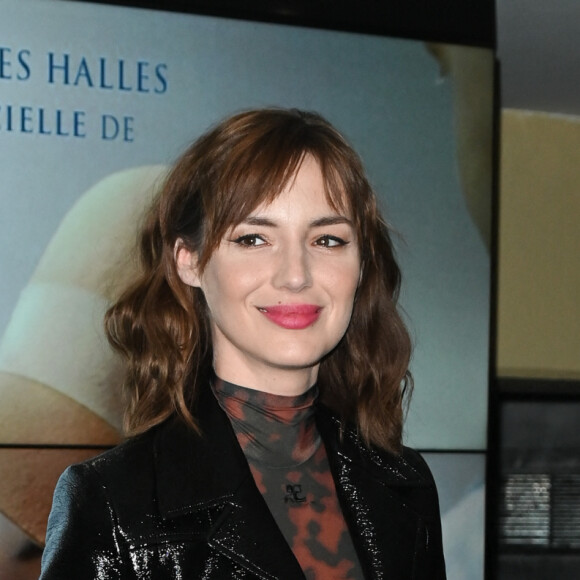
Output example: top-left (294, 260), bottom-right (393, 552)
top-left (258, 304), bottom-right (322, 330)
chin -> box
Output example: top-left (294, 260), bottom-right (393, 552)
top-left (264, 347), bottom-right (328, 371)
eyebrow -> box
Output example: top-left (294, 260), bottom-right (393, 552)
top-left (242, 215), bottom-right (353, 228)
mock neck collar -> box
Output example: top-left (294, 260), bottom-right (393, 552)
top-left (212, 377), bottom-right (321, 468)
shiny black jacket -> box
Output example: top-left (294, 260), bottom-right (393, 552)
top-left (41, 387), bottom-right (446, 579)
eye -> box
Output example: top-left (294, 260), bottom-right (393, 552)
top-left (315, 235), bottom-right (348, 248)
top-left (232, 234), bottom-right (267, 247)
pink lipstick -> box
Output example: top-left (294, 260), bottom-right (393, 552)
top-left (258, 304), bottom-right (321, 330)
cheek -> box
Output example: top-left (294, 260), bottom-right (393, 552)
top-left (322, 263), bottom-right (360, 330)
top-left (201, 262), bottom-right (261, 312)
top-left (328, 261), bottom-right (361, 296)
top-left (341, 265), bottom-right (362, 313)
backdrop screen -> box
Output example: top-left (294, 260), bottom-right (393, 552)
top-left (0, 1), bottom-right (494, 577)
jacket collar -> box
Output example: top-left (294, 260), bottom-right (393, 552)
top-left (315, 404), bottom-right (433, 488)
top-left (153, 384), bottom-right (436, 580)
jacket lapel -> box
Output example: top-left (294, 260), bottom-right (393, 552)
top-left (154, 386), bottom-right (305, 580)
top-left (317, 406), bottom-right (440, 580)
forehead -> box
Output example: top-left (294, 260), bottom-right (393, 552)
top-left (246, 155), bottom-right (350, 220)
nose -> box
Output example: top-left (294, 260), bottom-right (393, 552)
top-left (272, 244), bottom-right (313, 292)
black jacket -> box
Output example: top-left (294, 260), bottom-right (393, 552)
top-left (41, 386), bottom-right (446, 579)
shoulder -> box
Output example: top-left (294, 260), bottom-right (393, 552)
top-left (54, 421), bottom-right (166, 522)
top-left (41, 441), bottom-right (149, 578)
top-left (316, 402), bottom-right (439, 490)
top-left (77, 425), bottom-right (158, 478)
top-left (399, 445), bottom-right (438, 484)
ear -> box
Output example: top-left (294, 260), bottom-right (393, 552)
top-left (174, 239), bottom-right (202, 288)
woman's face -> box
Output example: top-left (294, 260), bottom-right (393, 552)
top-left (176, 155), bottom-right (361, 395)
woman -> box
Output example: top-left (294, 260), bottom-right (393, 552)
top-left (40, 108), bottom-right (446, 579)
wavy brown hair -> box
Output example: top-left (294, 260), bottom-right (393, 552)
top-left (105, 108), bottom-right (412, 453)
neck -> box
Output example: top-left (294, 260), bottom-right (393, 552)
top-left (212, 377), bottom-right (321, 468)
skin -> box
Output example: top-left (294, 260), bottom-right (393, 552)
top-left (176, 155), bottom-right (361, 396)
